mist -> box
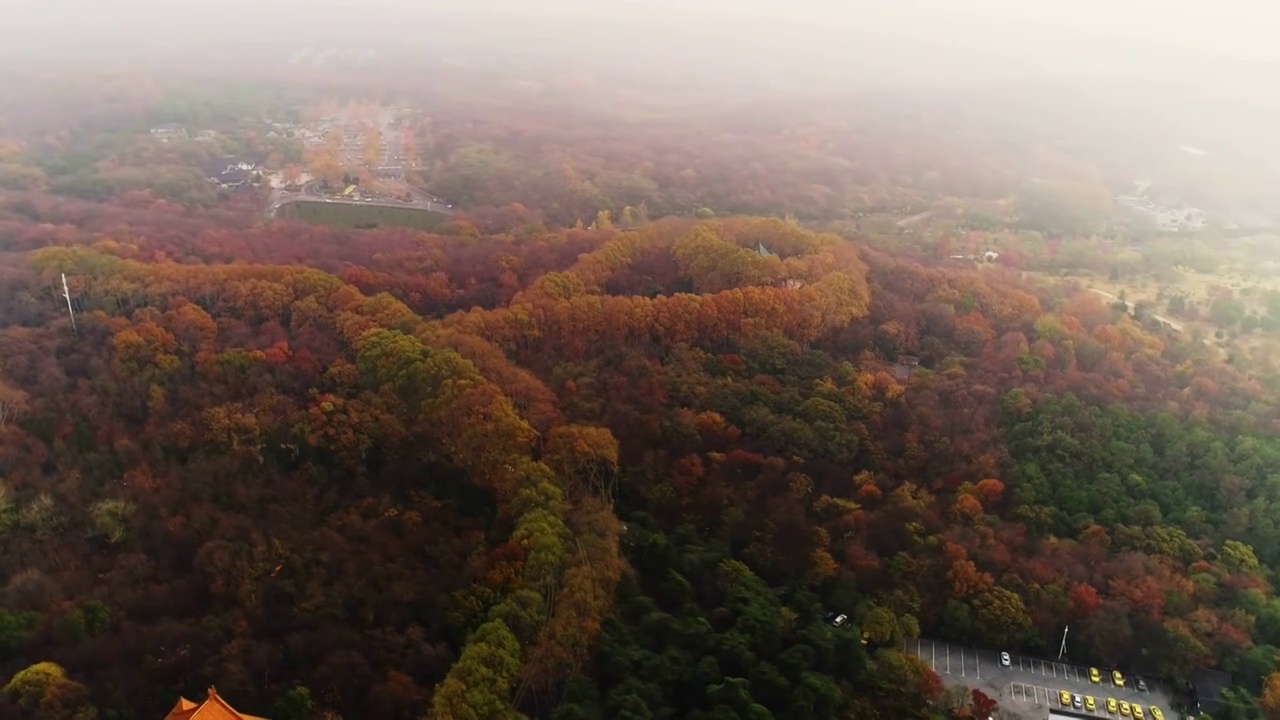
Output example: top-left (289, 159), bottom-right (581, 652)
top-left (6, 0), bottom-right (1280, 200)
top-left (10, 0), bottom-right (1278, 86)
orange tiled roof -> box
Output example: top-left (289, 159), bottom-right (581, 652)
top-left (163, 687), bottom-right (269, 720)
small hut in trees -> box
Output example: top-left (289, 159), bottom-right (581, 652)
top-left (893, 355), bottom-right (921, 381)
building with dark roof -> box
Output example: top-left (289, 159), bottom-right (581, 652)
top-left (204, 159), bottom-right (258, 188)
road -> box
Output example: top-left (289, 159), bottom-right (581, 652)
top-left (907, 638), bottom-right (1175, 719)
top-left (897, 210), bottom-right (935, 228)
top-left (1089, 288), bottom-right (1185, 332)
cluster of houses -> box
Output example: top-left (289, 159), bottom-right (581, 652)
top-left (149, 124), bottom-right (221, 143)
top-left (949, 251), bottom-right (1001, 263)
top-left (1118, 181), bottom-right (1207, 233)
top-left (148, 125), bottom-right (188, 141)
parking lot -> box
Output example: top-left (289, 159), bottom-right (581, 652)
top-left (907, 638), bottom-right (1176, 718)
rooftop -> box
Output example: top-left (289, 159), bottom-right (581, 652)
top-left (164, 687), bottom-right (269, 720)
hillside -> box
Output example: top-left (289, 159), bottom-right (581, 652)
top-left (1, 74), bottom-right (1280, 720)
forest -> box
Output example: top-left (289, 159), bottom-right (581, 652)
top-left (0, 73), bottom-right (1279, 720)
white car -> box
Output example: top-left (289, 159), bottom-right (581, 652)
top-left (1000, 652), bottom-right (1011, 667)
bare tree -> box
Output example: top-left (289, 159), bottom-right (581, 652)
top-left (0, 379), bottom-right (27, 430)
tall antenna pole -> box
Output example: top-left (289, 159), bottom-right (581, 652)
top-left (1058, 625), bottom-right (1069, 660)
top-left (60, 273), bottom-right (76, 334)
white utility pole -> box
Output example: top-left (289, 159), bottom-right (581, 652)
top-left (1058, 625), bottom-right (1069, 660)
top-left (60, 273), bottom-right (76, 334)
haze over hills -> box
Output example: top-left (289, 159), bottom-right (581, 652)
top-left (3, 3), bottom-right (1280, 720)
top-left (9, 0), bottom-right (1278, 189)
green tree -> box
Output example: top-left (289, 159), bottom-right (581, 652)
top-left (429, 621), bottom-right (525, 720)
top-left (969, 588), bottom-right (1031, 647)
top-left (270, 684), bottom-right (316, 720)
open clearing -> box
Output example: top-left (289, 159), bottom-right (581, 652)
top-left (283, 200), bottom-right (448, 231)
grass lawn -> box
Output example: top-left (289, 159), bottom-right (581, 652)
top-left (283, 201), bottom-right (448, 231)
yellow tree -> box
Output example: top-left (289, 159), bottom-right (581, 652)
top-left (1262, 671), bottom-right (1280, 720)
top-left (0, 377), bottom-right (27, 430)
top-left (3, 662), bottom-right (98, 720)
top-left (309, 152), bottom-right (343, 186)
top-left (364, 127), bottom-right (381, 169)
top-left (401, 128), bottom-right (417, 169)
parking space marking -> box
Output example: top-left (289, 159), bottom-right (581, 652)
top-left (909, 639), bottom-right (1175, 720)
top-left (1010, 681), bottom-right (1069, 708)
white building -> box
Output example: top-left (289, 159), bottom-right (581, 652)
top-left (1153, 206), bottom-right (1205, 232)
top-left (149, 126), bottom-right (188, 141)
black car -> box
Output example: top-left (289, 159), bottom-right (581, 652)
top-left (1136, 678), bottom-right (1148, 692)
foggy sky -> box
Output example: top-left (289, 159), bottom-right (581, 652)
top-left (10, 0), bottom-right (1278, 84)
top-left (7, 0), bottom-right (1280, 166)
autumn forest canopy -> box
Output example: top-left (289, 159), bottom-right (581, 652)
top-left (2, 66), bottom-right (1280, 720)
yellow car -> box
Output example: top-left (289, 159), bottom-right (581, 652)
top-left (1060, 690), bottom-right (1072, 706)
top-left (1151, 708), bottom-right (1164, 720)
top-left (1134, 706), bottom-right (1144, 720)
top-left (1107, 698), bottom-right (1118, 714)
top-left (1120, 700), bottom-right (1131, 717)
top-left (1085, 696), bottom-right (1096, 712)
top-left (1090, 667), bottom-right (1102, 683)
top-left (1113, 670), bottom-right (1126, 687)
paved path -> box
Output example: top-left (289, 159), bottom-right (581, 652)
top-left (1089, 288), bottom-right (1185, 332)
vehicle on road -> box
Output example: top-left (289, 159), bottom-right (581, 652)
top-left (1059, 690), bottom-right (1071, 707)
top-left (1151, 707), bottom-right (1163, 720)
top-left (1113, 670), bottom-right (1125, 687)
top-left (1072, 693), bottom-right (1083, 709)
top-left (1084, 696), bottom-right (1096, 712)
top-left (1133, 705), bottom-right (1144, 719)
top-left (824, 613), bottom-right (847, 627)
top-left (1107, 697), bottom-right (1118, 714)
top-left (1119, 700), bottom-right (1131, 716)
top-left (999, 652), bottom-right (1010, 667)
top-left (1136, 678), bottom-right (1147, 692)
top-left (1089, 667), bottom-right (1101, 683)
